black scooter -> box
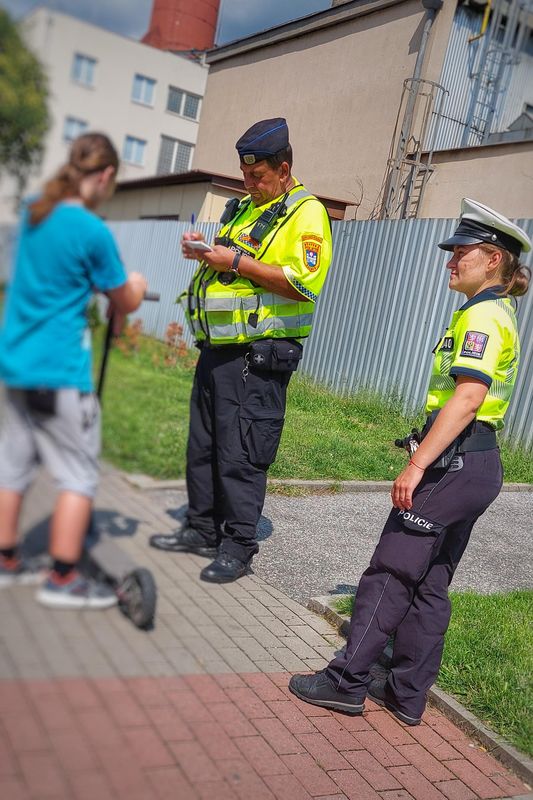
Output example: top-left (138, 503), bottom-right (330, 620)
top-left (84, 292), bottom-right (160, 629)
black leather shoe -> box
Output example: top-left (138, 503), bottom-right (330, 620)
top-left (289, 671), bottom-right (364, 715)
top-left (149, 527), bottom-right (217, 558)
top-left (367, 679), bottom-right (421, 726)
top-left (200, 553), bottom-right (250, 583)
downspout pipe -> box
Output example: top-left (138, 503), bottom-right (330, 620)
top-left (383, 0), bottom-right (443, 218)
top-left (402, 0), bottom-right (444, 147)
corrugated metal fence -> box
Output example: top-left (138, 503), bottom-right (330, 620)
top-left (107, 217), bottom-right (533, 450)
top-left (1, 218), bottom-right (531, 448)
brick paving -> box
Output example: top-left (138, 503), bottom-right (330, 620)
top-left (0, 468), bottom-right (530, 799)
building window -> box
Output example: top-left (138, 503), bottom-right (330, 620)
top-left (167, 86), bottom-right (184, 114)
top-left (71, 53), bottom-right (96, 87)
top-left (183, 93), bottom-right (201, 120)
top-left (123, 135), bottom-right (146, 166)
top-left (156, 136), bottom-right (193, 175)
top-left (63, 116), bottom-right (88, 142)
top-left (166, 86), bottom-right (201, 120)
top-left (132, 74), bottom-right (156, 106)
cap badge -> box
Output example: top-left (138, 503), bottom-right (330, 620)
top-left (243, 154), bottom-right (256, 165)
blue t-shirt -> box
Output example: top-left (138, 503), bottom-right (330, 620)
top-left (0, 201), bottom-right (127, 392)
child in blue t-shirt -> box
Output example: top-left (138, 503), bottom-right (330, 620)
top-left (0, 132), bottom-right (147, 609)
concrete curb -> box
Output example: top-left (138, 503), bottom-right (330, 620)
top-left (308, 595), bottom-right (533, 788)
top-left (123, 473), bottom-right (533, 493)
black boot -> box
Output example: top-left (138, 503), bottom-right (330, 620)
top-left (200, 553), bottom-right (250, 583)
top-left (149, 527), bottom-right (217, 558)
top-left (289, 671), bottom-right (364, 715)
top-left (367, 679), bottom-right (421, 726)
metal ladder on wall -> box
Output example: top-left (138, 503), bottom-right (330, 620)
top-left (461, 0), bottom-right (532, 147)
top-left (379, 77), bottom-right (447, 220)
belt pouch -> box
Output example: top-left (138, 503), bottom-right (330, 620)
top-left (249, 339), bottom-right (303, 373)
top-left (25, 389), bottom-right (57, 415)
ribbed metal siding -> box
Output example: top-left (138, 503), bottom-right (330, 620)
top-left (2, 217), bottom-right (531, 448)
top-left (108, 220), bottom-right (219, 346)
top-left (304, 218), bottom-right (533, 448)
top-left (0, 225), bottom-right (17, 283)
top-left (429, 5), bottom-right (533, 151)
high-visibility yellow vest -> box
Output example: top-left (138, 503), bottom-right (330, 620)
top-left (180, 181), bottom-right (332, 345)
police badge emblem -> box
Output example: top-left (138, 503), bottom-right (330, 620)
top-left (302, 234), bottom-right (322, 272)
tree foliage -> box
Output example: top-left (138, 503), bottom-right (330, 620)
top-left (0, 9), bottom-right (49, 191)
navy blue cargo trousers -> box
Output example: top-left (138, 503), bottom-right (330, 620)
top-left (186, 345), bottom-right (290, 563)
top-left (326, 449), bottom-right (503, 719)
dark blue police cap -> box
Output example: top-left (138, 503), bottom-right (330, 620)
top-left (235, 118), bottom-right (289, 165)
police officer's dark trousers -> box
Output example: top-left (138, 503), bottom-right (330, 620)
top-left (185, 345), bottom-right (290, 563)
top-left (326, 450), bottom-right (503, 719)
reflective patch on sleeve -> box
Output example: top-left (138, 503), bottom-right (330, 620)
top-left (301, 234), bottom-right (322, 272)
top-left (460, 331), bottom-right (489, 359)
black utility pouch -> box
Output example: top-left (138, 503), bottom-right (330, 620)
top-left (248, 339), bottom-right (303, 374)
top-left (25, 388), bottom-right (57, 416)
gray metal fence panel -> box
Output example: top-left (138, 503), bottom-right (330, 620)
top-left (108, 220), bottom-right (219, 346)
top-left (2, 216), bottom-right (531, 448)
top-left (0, 224), bottom-right (17, 284)
top-left (304, 218), bottom-right (533, 448)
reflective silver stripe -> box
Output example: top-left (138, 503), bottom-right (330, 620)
top-left (249, 313), bottom-right (314, 335)
top-left (204, 293), bottom-right (302, 312)
top-left (204, 296), bottom-right (242, 311)
top-left (285, 188), bottom-right (312, 208)
top-left (208, 322), bottom-right (244, 340)
top-left (209, 313), bottom-right (314, 341)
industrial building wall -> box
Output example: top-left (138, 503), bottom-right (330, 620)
top-left (192, 0), bottom-right (457, 220)
top-left (429, 4), bottom-right (533, 151)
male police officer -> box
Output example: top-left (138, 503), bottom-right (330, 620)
top-left (150, 118), bottom-right (332, 583)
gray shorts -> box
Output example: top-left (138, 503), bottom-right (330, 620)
top-left (0, 387), bottom-right (101, 497)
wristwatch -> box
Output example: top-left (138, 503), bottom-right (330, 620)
top-left (227, 251), bottom-right (242, 275)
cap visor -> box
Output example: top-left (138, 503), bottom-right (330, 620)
top-left (437, 234), bottom-right (484, 251)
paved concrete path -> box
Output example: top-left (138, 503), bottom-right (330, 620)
top-left (150, 488), bottom-right (533, 603)
top-left (0, 468), bottom-right (530, 799)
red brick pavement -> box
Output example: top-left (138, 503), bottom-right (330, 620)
top-left (0, 673), bottom-right (529, 800)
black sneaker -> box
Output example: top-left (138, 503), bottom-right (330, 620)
top-left (199, 553), bottom-right (250, 584)
top-left (149, 527), bottom-right (217, 558)
top-left (367, 679), bottom-right (422, 726)
top-left (289, 671), bottom-right (364, 715)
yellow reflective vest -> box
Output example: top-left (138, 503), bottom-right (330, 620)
top-left (180, 181), bottom-right (332, 345)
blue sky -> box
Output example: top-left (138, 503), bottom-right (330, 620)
top-left (0, 0), bottom-right (330, 45)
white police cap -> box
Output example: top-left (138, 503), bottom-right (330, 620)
top-left (438, 198), bottom-right (531, 258)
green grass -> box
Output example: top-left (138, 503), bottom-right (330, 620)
top-left (333, 591), bottom-right (533, 756)
top-left (98, 331), bottom-right (533, 483)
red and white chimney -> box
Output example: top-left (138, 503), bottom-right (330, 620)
top-left (142, 0), bottom-right (221, 52)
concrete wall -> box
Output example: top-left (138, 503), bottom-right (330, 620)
top-left (0, 8), bottom-right (208, 223)
top-left (420, 140), bottom-right (533, 219)
top-left (192, 0), bottom-right (457, 218)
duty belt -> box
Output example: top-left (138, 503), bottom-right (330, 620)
top-left (459, 421), bottom-right (497, 452)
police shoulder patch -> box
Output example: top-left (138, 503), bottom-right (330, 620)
top-left (301, 233), bottom-right (322, 272)
top-left (460, 330), bottom-right (489, 359)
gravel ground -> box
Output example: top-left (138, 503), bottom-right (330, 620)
top-left (150, 488), bottom-right (533, 604)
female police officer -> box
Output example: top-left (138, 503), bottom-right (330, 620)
top-left (289, 198), bottom-right (531, 725)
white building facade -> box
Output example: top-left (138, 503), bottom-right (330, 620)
top-left (0, 8), bottom-right (208, 222)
